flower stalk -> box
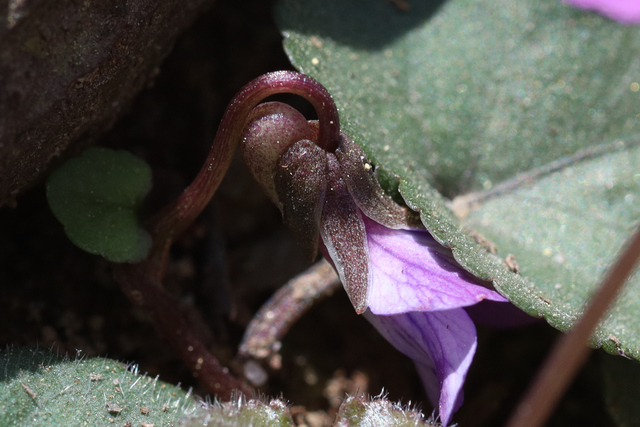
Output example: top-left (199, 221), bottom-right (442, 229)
top-left (113, 71), bottom-right (342, 399)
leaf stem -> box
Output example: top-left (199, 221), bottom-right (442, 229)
top-left (506, 224), bottom-right (640, 427)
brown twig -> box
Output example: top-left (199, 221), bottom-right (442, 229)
top-left (506, 224), bottom-right (640, 427)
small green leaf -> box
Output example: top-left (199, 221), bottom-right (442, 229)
top-left (277, 0), bottom-right (640, 357)
top-left (47, 147), bottom-right (152, 263)
top-left (0, 347), bottom-right (198, 426)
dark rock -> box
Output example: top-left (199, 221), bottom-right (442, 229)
top-left (0, 0), bottom-right (214, 205)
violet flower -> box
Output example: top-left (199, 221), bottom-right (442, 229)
top-left (240, 87), bottom-right (508, 426)
top-left (562, 0), bottom-right (640, 24)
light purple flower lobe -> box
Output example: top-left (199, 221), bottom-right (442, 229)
top-left (365, 309), bottom-right (477, 427)
top-left (563, 0), bottom-right (640, 24)
top-left (364, 216), bottom-right (507, 316)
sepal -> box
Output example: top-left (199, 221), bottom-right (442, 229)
top-left (320, 154), bottom-right (370, 313)
top-left (335, 135), bottom-right (419, 230)
top-left (274, 140), bottom-right (328, 261)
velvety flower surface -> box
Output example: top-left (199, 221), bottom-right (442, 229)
top-left (563, 0), bottom-right (640, 24)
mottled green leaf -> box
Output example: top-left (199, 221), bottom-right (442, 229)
top-left (47, 147), bottom-right (152, 263)
top-left (277, 0), bottom-right (640, 357)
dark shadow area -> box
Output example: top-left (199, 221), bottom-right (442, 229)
top-left (0, 347), bottom-right (66, 382)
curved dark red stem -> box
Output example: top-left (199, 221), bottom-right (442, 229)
top-left (112, 71), bottom-right (340, 399)
top-left (148, 71), bottom-right (340, 255)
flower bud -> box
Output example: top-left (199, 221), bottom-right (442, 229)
top-left (241, 102), bottom-right (316, 205)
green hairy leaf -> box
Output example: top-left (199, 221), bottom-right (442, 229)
top-left (277, 0), bottom-right (640, 358)
top-left (180, 398), bottom-right (296, 427)
top-left (0, 347), bottom-right (307, 427)
top-left (1, 348), bottom-right (437, 427)
top-left (0, 347), bottom-right (198, 426)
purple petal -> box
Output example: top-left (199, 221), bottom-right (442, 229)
top-left (364, 216), bottom-right (507, 315)
top-left (364, 309), bottom-right (477, 427)
top-left (562, 0), bottom-right (640, 24)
